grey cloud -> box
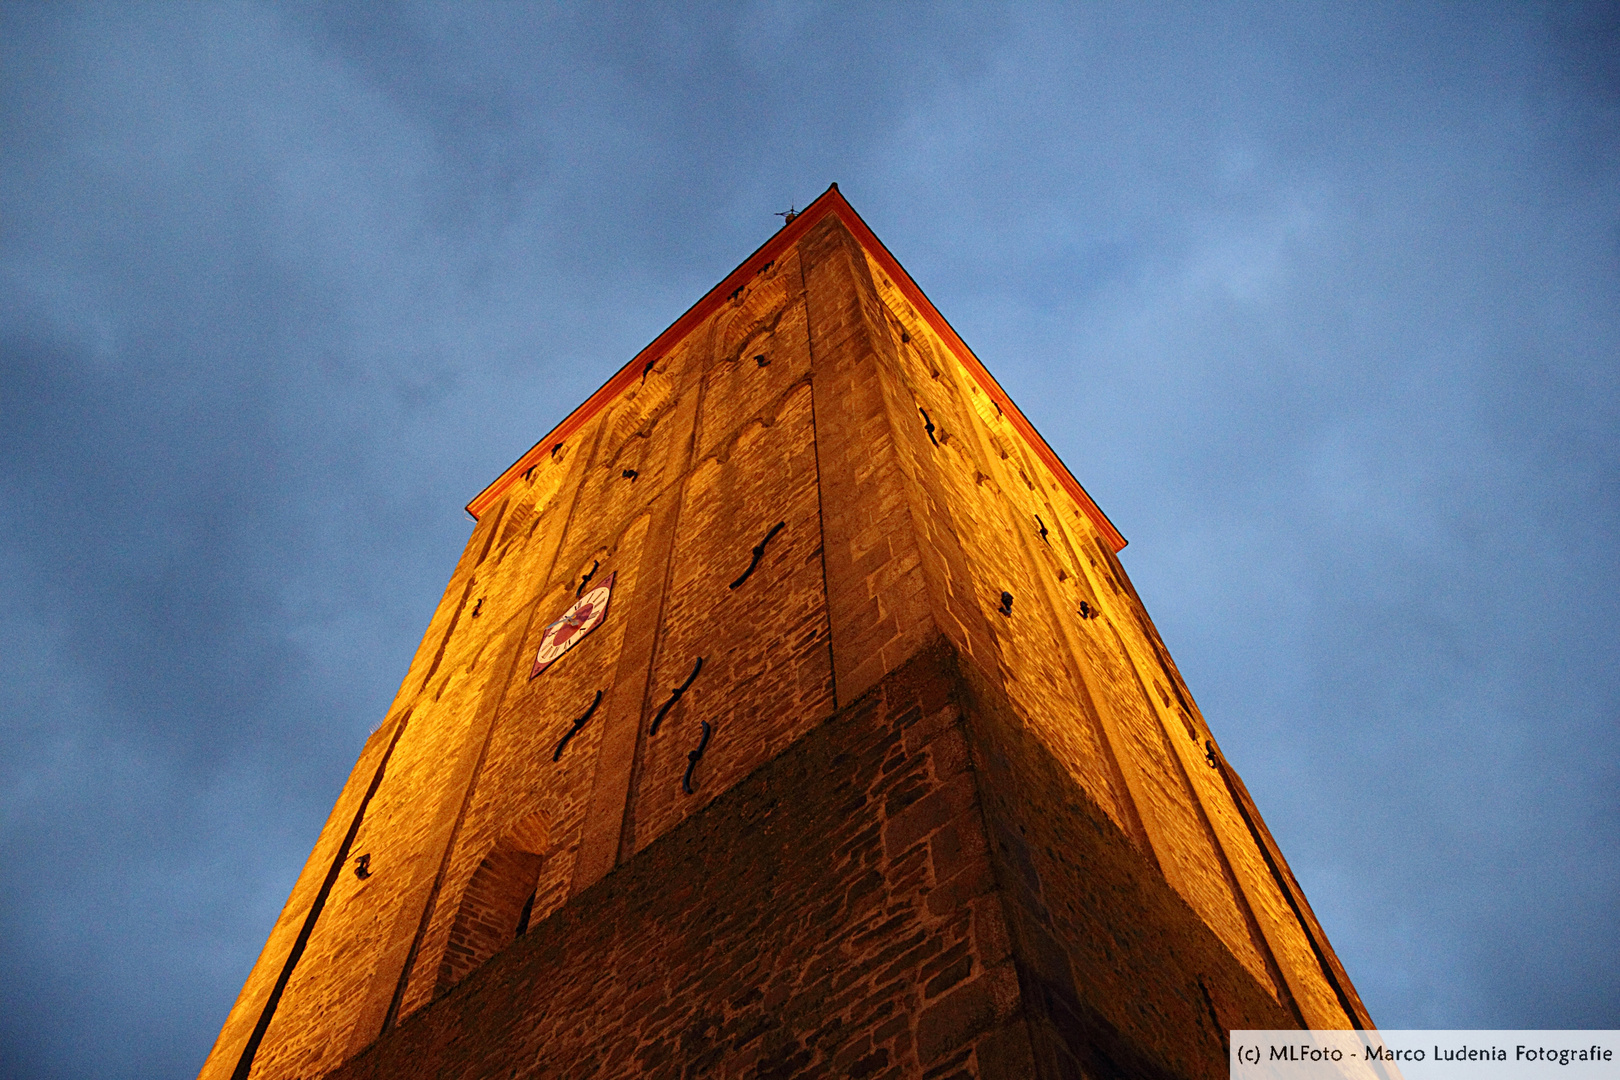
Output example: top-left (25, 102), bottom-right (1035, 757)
top-left (2, 3), bottom-right (1615, 1077)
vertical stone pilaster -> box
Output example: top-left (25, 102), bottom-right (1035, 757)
top-left (800, 216), bottom-right (944, 705)
top-left (571, 453), bottom-right (690, 890)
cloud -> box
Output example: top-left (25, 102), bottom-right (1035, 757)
top-left (1, 3), bottom-right (1615, 1076)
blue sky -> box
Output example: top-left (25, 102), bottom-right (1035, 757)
top-left (2, 4), bottom-right (1616, 1077)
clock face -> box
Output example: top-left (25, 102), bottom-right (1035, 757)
top-left (531, 572), bottom-right (615, 678)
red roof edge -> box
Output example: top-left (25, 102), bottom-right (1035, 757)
top-left (465, 184), bottom-right (1126, 553)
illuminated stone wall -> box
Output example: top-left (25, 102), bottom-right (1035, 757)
top-left (199, 190), bottom-right (1367, 1080)
top-left (856, 245), bottom-right (1363, 1033)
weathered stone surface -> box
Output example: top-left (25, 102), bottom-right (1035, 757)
top-left (330, 645), bottom-right (1033, 1080)
top-left (199, 187), bottom-right (1368, 1080)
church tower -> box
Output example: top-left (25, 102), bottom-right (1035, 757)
top-left (200, 185), bottom-right (1370, 1080)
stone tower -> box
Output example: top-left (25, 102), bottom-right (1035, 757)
top-left (200, 185), bottom-right (1370, 1080)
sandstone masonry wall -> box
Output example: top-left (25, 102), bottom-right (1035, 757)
top-left (325, 645), bottom-right (1305, 1080)
top-left (330, 647), bottom-right (1029, 1080)
top-left (860, 252), bottom-right (1364, 1029)
top-left (201, 193), bottom-right (1366, 1080)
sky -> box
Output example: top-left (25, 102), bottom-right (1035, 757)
top-left (1, 3), bottom-right (1616, 1077)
